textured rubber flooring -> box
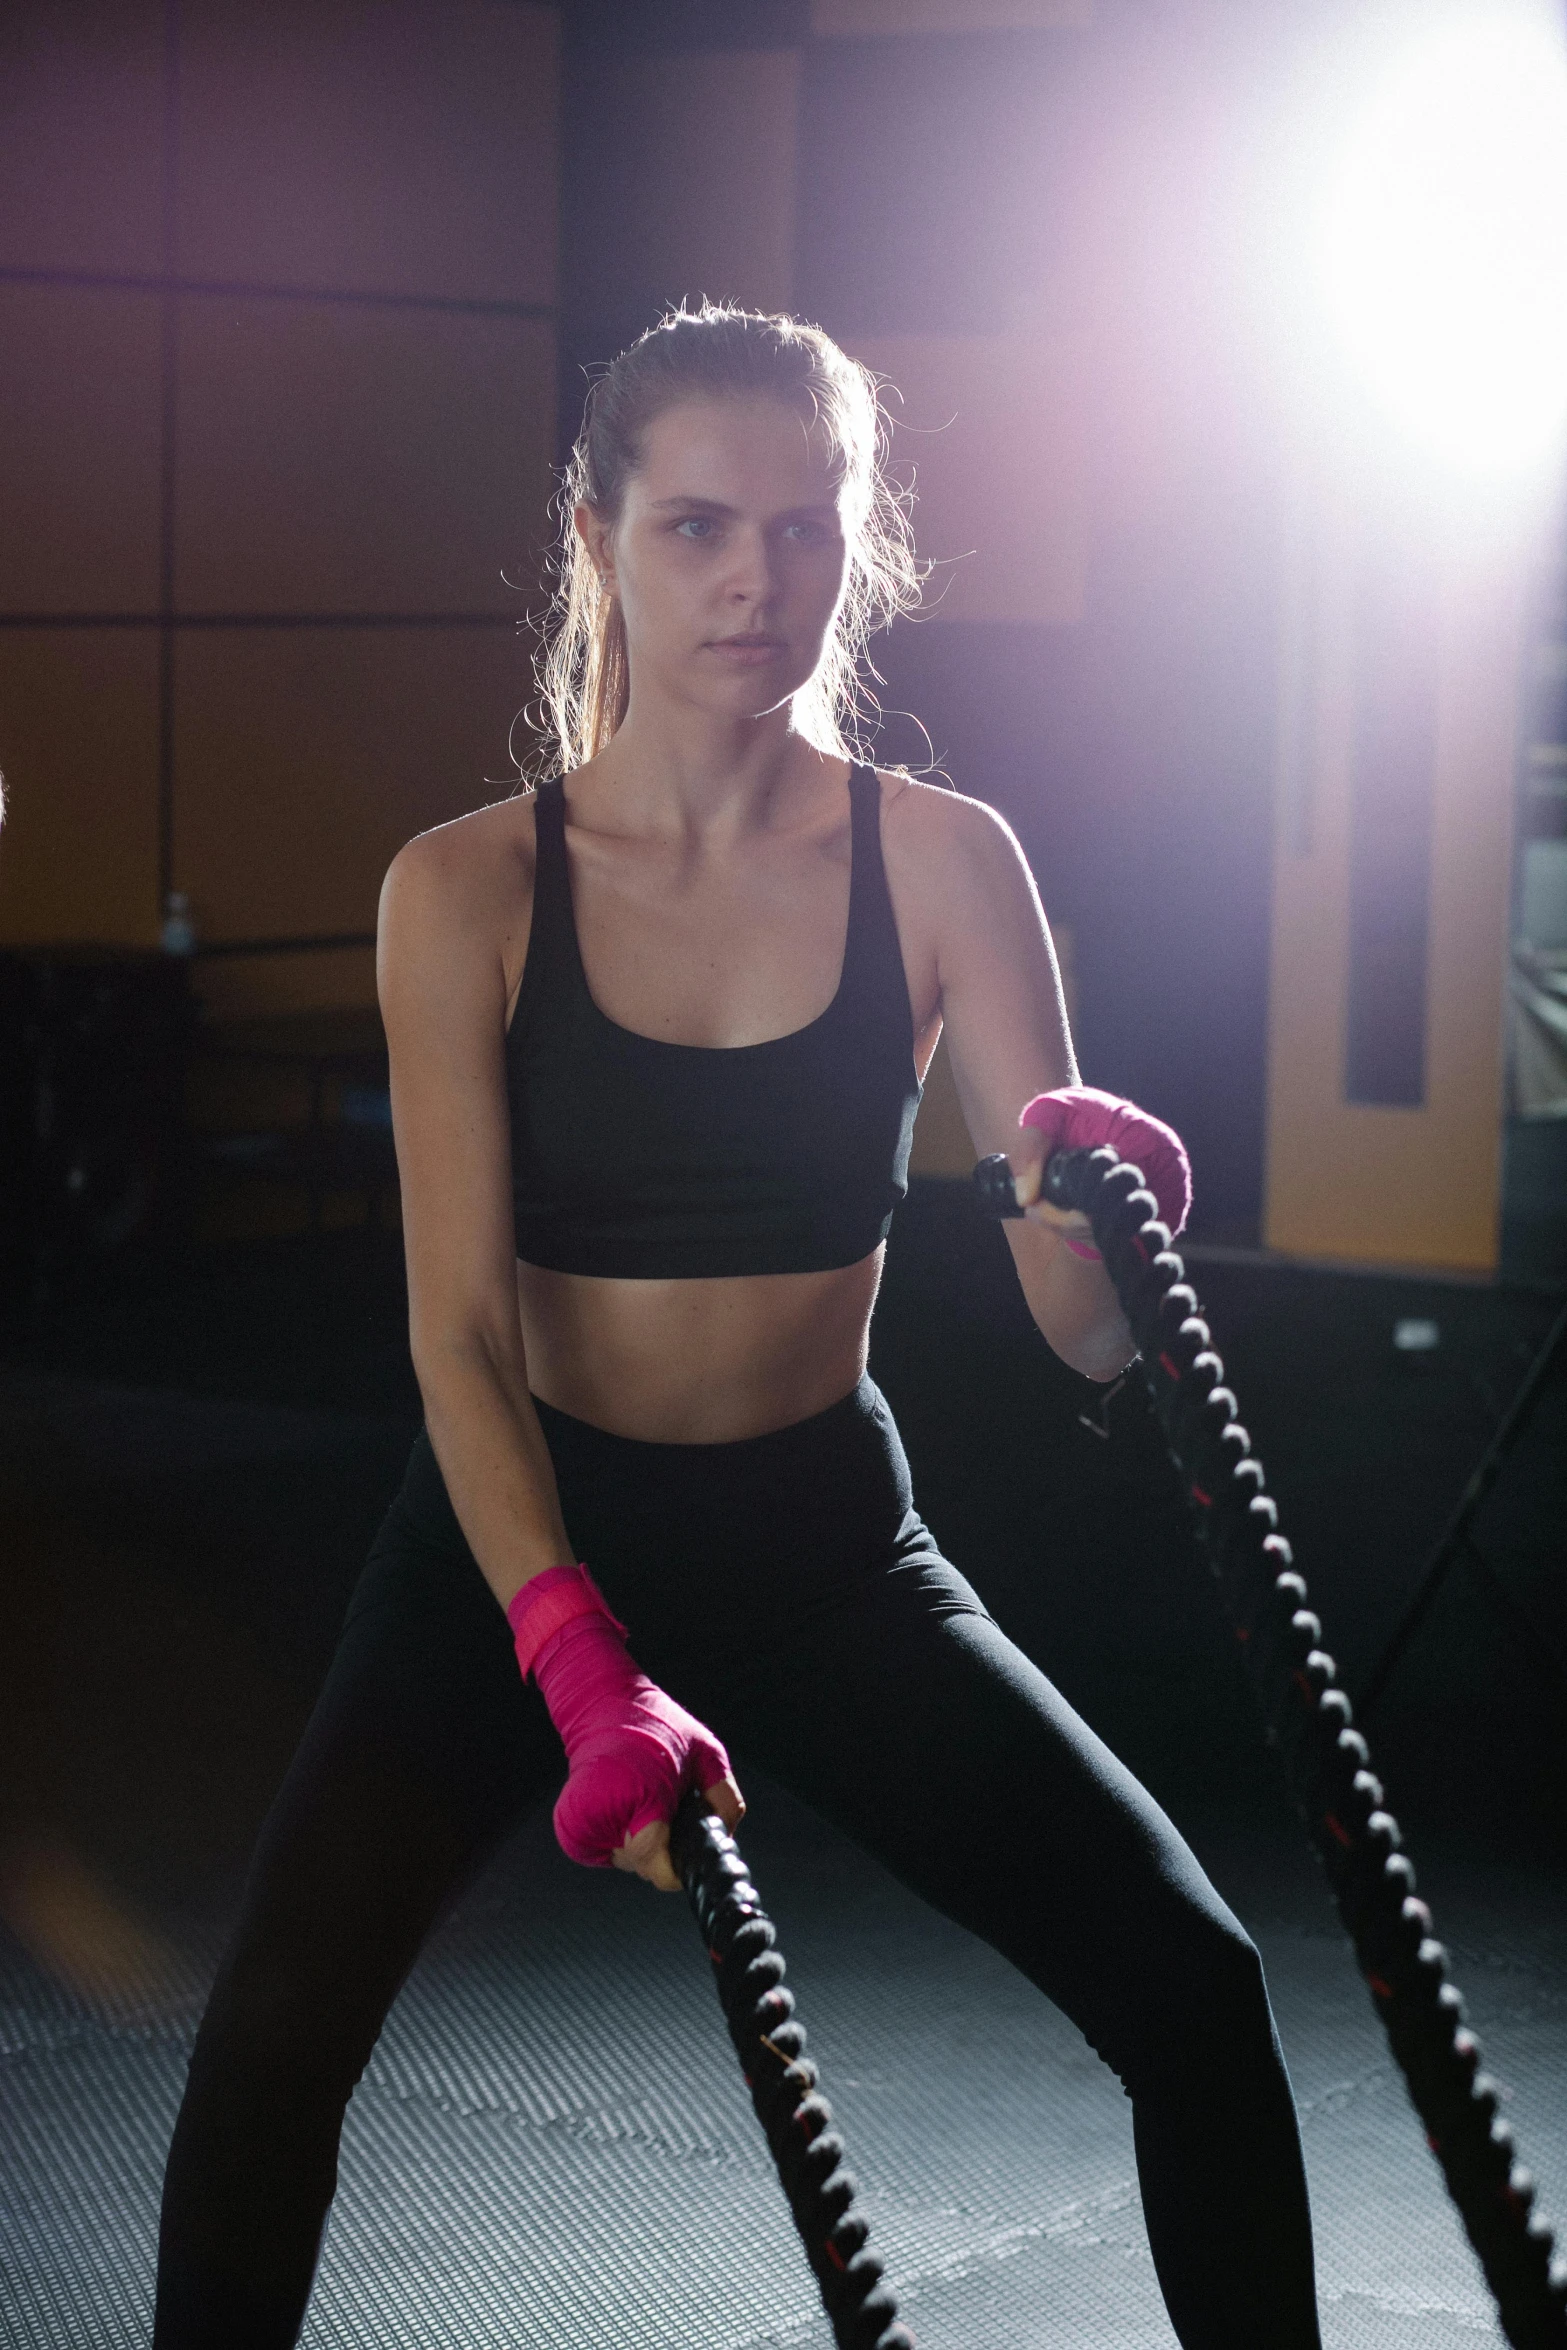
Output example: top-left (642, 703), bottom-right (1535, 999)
top-left (3, 1783), bottom-right (1563, 2349)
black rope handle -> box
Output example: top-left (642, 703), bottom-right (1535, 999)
top-left (670, 1793), bottom-right (914, 2350)
top-left (975, 1143), bottom-right (1567, 2348)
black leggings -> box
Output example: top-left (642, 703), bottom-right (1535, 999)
top-left (156, 1375), bottom-right (1320, 2347)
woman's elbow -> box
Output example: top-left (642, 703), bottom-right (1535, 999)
top-left (409, 1310), bottom-right (527, 1414)
top-left (1015, 1257), bottom-right (1137, 1382)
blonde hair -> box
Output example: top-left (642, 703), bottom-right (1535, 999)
top-left (532, 302), bottom-right (923, 777)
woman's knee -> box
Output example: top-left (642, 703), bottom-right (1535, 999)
top-left (1135, 1894), bottom-right (1275, 2077)
top-left (1182, 1903), bottom-right (1270, 2033)
top-left (1068, 1880), bottom-right (1272, 2095)
top-left (187, 1926), bottom-right (387, 2124)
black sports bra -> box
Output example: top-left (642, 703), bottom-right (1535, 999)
top-left (506, 765), bottom-right (923, 1279)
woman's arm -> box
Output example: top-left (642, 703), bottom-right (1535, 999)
top-left (378, 816), bottom-right (574, 1606)
top-left (896, 784), bottom-right (1138, 1382)
top-left (377, 811), bottom-right (743, 1891)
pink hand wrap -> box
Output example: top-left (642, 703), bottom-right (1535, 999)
top-left (506, 1565), bottom-right (732, 1869)
top-left (1019, 1086), bottom-right (1192, 1258)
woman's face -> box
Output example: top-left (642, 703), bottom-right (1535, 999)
top-left (582, 396), bottom-right (853, 727)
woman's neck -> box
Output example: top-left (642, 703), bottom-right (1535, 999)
top-left (580, 701), bottom-right (841, 843)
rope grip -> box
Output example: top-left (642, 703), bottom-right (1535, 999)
top-left (670, 1793), bottom-right (915, 2350)
top-left (973, 1143), bottom-right (1567, 2348)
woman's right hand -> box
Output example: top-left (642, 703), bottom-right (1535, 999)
top-left (510, 1568), bottom-right (744, 1890)
top-left (605, 1725), bottom-right (747, 1895)
top-left (545, 1610), bottom-right (744, 1890)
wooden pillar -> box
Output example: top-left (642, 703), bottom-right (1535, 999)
top-left (1263, 446), bottom-right (1528, 1270)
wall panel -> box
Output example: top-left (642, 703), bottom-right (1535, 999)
top-left (612, 48), bottom-right (798, 315)
top-left (851, 330), bottom-right (1091, 628)
top-left (1264, 484), bottom-right (1520, 1270)
top-left (175, 301), bottom-right (556, 615)
top-left (796, 28), bottom-right (1088, 341)
top-left (560, 41), bottom-right (799, 392)
top-left (2, 0), bottom-right (561, 1016)
top-left (174, 625), bottom-right (530, 1007)
top-left (0, 631), bottom-right (161, 946)
top-left (0, 285), bottom-right (163, 614)
top-left (813, 1), bottom-right (1091, 29)
top-left (177, 0), bottom-right (558, 302)
top-left (0, 0), bottom-right (165, 276)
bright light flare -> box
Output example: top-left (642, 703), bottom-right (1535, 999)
top-left (1316, 8), bottom-right (1567, 475)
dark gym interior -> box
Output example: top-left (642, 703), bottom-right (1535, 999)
top-left (3, 5), bottom-right (1565, 2346)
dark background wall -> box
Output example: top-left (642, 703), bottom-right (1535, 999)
top-left (3, 0), bottom-right (1542, 1263)
top-left (0, 0), bottom-right (1304, 1258)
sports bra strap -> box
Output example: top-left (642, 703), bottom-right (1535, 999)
top-left (840, 762), bottom-right (902, 1004)
top-left (525, 777), bottom-right (580, 1000)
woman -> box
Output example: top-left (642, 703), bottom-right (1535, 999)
top-left (156, 305), bottom-right (1320, 2347)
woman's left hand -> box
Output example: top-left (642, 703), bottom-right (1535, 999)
top-left (1009, 1087), bottom-right (1192, 1253)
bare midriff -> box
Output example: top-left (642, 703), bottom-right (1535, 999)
top-left (515, 1251), bottom-right (884, 1444)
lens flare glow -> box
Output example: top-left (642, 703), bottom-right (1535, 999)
top-left (1317, 8), bottom-right (1567, 473)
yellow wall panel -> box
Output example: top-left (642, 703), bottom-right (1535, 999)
top-left (173, 626), bottom-right (531, 1014)
top-left (813, 0), bottom-right (1091, 31)
top-left (0, 630), bottom-right (161, 946)
top-left (0, 2), bottom-right (165, 275)
top-left (907, 1031), bottom-right (971, 1179)
top-left (174, 303), bottom-right (556, 615)
top-left (1263, 488), bottom-right (1521, 1271)
top-left (0, 286), bottom-right (163, 615)
top-left (177, 0), bottom-right (558, 303)
top-left (850, 330), bottom-right (1091, 628)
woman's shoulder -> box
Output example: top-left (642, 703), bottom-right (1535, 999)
top-left (389, 785), bottom-right (537, 881)
top-left (385, 788), bottom-right (536, 908)
top-left (379, 789), bottom-right (540, 979)
top-left (875, 766), bottom-right (1029, 904)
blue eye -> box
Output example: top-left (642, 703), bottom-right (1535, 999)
top-left (675, 516), bottom-right (715, 539)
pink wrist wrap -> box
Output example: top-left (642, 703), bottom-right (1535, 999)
top-left (1019, 1086), bottom-right (1192, 1259)
top-left (506, 1566), bottom-right (732, 1869)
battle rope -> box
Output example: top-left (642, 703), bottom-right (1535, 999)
top-left (975, 1141), bottom-right (1567, 2349)
top-left (670, 1793), bottom-right (913, 2350)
